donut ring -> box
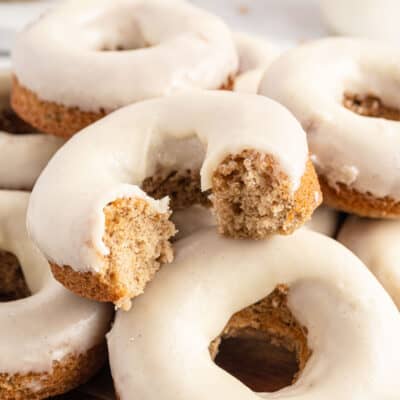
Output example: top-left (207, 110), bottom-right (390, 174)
top-left (11, 0), bottom-right (238, 138)
top-left (338, 217), bottom-right (400, 309)
top-left (107, 228), bottom-right (400, 399)
top-left (0, 191), bottom-right (113, 400)
top-left (233, 33), bottom-right (280, 94)
top-left (260, 37), bottom-right (400, 218)
top-left (27, 91), bottom-right (321, 308)
top-left (0, 67), bottom-right (64, 190)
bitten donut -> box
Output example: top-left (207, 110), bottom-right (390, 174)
top-left (27, 91), bottom-right (321, 308)
top-left (338, 217), bottom-right (400, 309)
top-left (233, 33), bottom-right (280, 94)
top-left (0, 191), bottom-right (113, 400)
top-left (107, 228), bottom-right (400, 400)
top-left (11, 0), bottom-right (238, 138)
top-left (0, 67), bottom-right (64, 190)
top-left (260, 37), bottom-right (400, 218)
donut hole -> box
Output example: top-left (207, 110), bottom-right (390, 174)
top-left (343, 92), bottom-right (400, 121)
top-left (142, 136), bottom-right (209, 210)
top-left (143, 140), bottom-right (319, 237)
top-left (82, 6), bottom-right (151, 52)
top-left (0, 250), bottom-right (30, 301)
top-left (142, 169), bottom-right (211, 211)
top-left (0, 102), bottom-right (36, 134)
top-left (210, 285), bottom-right (311, 393)
top-left (100, 42), bottom-right (149, 52)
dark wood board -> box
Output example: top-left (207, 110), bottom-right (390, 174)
top-left (54, 338), bottom-right (298, 399)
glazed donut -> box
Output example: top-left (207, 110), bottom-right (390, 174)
top-left (0, 67), bottom-right (64, 190)
top-left (107, 228), bottom-right (400, 399)
top-left (172, 204), bottom-right (338, 240)
top-left (338, 217), bottom-right (400, 309)
top-left (27, 91), bottom-right (321, 308)
top-left (321, 0), bottom-right (400, 43)
top-left (11, 0), bottom-right (238, 138)
top-left (260, 37), bottom-right (400, 218)
top-left (233, 33), bottom-right (280, 94)
top-left (0, 191), bottom-right (113, 400)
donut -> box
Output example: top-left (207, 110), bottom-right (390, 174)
top-left (173, 204), bottom-right (338, 240)
top-left (26, 91), bottom-right (321, 308)
top-left (107, 228), bottom-right (400, 399)
top-left (0, 67), bottom-right (64, 190)
top-left (233, 33), bottom-right (280, 94)
top-left (11, 0), bottom-right (238, 138)
top-left (321, 0), bottom-right (400, 43)
top-left (259, 37), bottom-right (400, 218)
top-left (338, 217), bottom-right (400, 309)
top-left (0, 191), bottom-right (113, 400)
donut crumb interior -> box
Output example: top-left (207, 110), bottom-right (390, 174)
top-left (343, 92), bottom-right (400, 121)
top-left (51, 197), bottom-right (176, 309)
top-left (210, 284), bottom-right (311, 392)
top-left (102, 197), bottom-right (176, 309)
top-left (0, 250), bottom-right (30, 301)
top-left (212, 150), bottom-right (320, 238)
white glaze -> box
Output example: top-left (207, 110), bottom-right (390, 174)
top-left (0, 191), bottom-right (112, 378)
top-left (12, 0), bottom-right (238, 112)
top-left (305, 205), bottom-right (338, 237)
top-left (321, 0), bottom-right (400, 43)
top-left (260, 37), bottom-right (400, 200)
top-left (27, 91), bottom-right (309, 274)
top-left (233, 32), bottom-right (280, 94)
top-left (173, 204), bottom-right (338, 240)
top-left (0, 67), bottom-right (64, 189)
top-left (107, 228), bottom-right (400, 399)
top-left (338, 217), bottom-right (400, 308)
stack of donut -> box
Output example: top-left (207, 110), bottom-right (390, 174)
top-left (1, 0), bottom-right (400, 399)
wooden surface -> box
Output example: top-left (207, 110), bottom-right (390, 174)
top-left (55, 337), bottom-right (298, 399)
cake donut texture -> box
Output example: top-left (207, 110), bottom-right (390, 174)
top-left (0, 68), bottom-right (64, 190)
top-left (338, 217), bottom-right (400, 309)
top-left (233, 33), bottom-right (280, 94)
top-left (260, 37), bottom-right (400, 218)
top-left (11, 0), bottom-right (238, 138)
top-left (27, 92), bottom-right (321, 308)
top-left (107, 228), bottom-right (400, 400)
top-left (0, 191), bottom-right (113, 400)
